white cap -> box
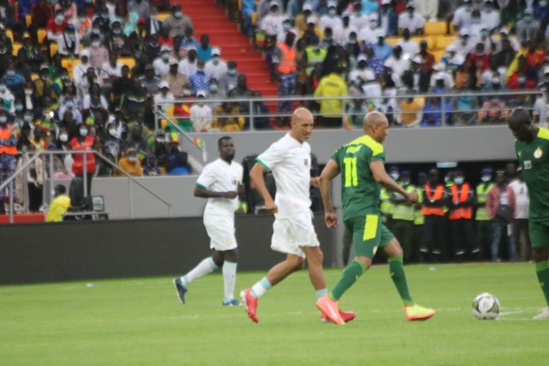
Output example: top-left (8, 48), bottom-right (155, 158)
top-left (341, 11), bottom-right (351, 18)
top-left (328, 1), bottom-right (337, 8)
top-left (160, 81), bottom-right (170, 89)
top-left (306, 16), bottom-right (316, 25)
top-left (80, 49), bottom-right (90, 58)
top-left (381, 0), bottom-right (391, 4)
top-left (303, 3), bottom-right (313, 11)
top-left (500, 27), bottom-right (509, 35)
top-left (211, 47), bottom-right (221, 56)
top-left (269, 0), bottom-right (278, 7)
top-left (369, 14), bottom-right (378, 22)
top-left (185, 45), bottom-right (197, 51)
top-left (434, 72), bottom-right (445, 81)
top-left (459, 28), bottom-right (470, 37)
top-left (543, 67), bottom-right (549, 75)
top-left (446, 44), bottom-right (457, 52)
top-left (433, 62), bottom-right (445, 72)
top-left (357, 54), bottom-right (367, 62)
top-left (196, 90), bottom-right (207, 97)
top-left (375, 28), bottom-right (386, 38)
top-left (411, 56), bottom-right (422, 64)
top-left (161, 45), bottom-right (171, 52)
top-left (406, 1), bottom-right (415, 7)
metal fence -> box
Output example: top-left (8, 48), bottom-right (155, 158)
top-left (0, 150), bottom-right (172, 224)
top-left (155, 90), bottom-right (546, 130)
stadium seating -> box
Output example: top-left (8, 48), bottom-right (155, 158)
top-left (435, 35), bottom-right (457, 51)
top-left (424, 21), bottom-right (447, 36)
top-left (50, 43), bottom-right (58, 57)
top-left (157, 12), bottom-right (170, 21)
top-left (12, 43), bottom-right (21, 56)
top-left (37, 29), bottom-right (46, 43)
top-left (118, 57), bottom-right (136, 70)
top-left (6, 29), bottom-right (13, 42)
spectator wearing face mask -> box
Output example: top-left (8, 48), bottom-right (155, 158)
top-left (127, 0), bottom-right (151, 20)
top-left (0, 79), bottom-right (15, 114)
top-left (448, 170), bottom-right (477, 260)
top-left (153, 45), bottom-right (175, 77)
top-left (189, 59), bottom-right (211, 96)
top-left (396, 28), bottom-right (419, 59)
top-left (260, 1), bottom-right (285, 39)
top-left (349, 1), bottom-right (369, 30)
top-left (116, 147), bottom-right (143, 176)
top-left (205, 48), bottom-right (228, 81)
top-left (70, 124), bottom-right (96, 197)
top-left (59, 97), bottom-right (83, 125)
top-left (82, 19), bottom-right (106, 48)
top-left (320, 2), bottom-right (342, 32)
top-left (453, 0), bottom-right (473, 31)
top-left (190, 90), bottom-right (213, 132)
top-left (154, 81), bottom-right (175, 112)
top-left (46, 9), bottom-right (68, 40)
top-left (107, 20), bottom-right (130, 56)
top-left (56, 23), bottom-right (80, 58)
top-left (55, 0), bottom-right (78, 24)
top-left (206, 78), bottom-right (225, 110)
top-left (480, 0), bottom-right (500, 32)
top-left (334, 12), bottom-right (357, 46)
top-left (516, 10), bottom-right (541, 43)
top-left (451, 28), bottom-right (476, 59)
top-left (218, 61), bottom-right (239, 93)
top-left (143, 154), bottom-right (161, 176)
top-left (73, 50), bottom-right (92, 86)
top-left (3, 63), bottom-right (24, 100)
top-left (163, 4), bottom-right (193, 38)
top-left (162, 59), bottom-right (188, 98)
top-left (398, 2), bottom-right (424, 35)
top-left (87, 34), bottom-right (110, 68)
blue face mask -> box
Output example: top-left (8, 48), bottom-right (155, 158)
top-left (454, 177), bottom-right (464, 185)
top-left (15, 105), bottom-right (23, 112)
top-left (66, 102), bottom-right (74, 110)
top-left (209, 84), bottom-right (218, 93)
top-left (227, 69), bottom-right (237, 77)
top-left (24, 115), bottom-right (33, 122)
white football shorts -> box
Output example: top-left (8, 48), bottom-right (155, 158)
top-left (204, 214), bottom-right (237, 251)
top-left (271, 210), bottom-right (320, 258)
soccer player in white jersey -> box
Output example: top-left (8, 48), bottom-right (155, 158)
top-left (173, 137), bottom-right (244, 306)
top-left (240, 108), bottom-right (353, 325)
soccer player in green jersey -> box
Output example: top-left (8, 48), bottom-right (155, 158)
top-left (508, 108), bottom-right (549, 320)
top-left (319, 111), bottom-right (436, 321)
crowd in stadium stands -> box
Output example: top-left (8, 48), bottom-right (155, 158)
top-left (241, 0), bottom-right (549, 128)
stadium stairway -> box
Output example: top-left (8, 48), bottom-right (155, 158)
top-left (179, 0), bottom-right (277, 99)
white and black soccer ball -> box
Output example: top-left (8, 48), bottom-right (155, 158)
top-left (472, 293), bottom-right (500, 320)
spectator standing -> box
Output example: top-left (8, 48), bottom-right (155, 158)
top-left (70, 124), bottom-right (96, 197)
top-left (509, 168), bottom-right (532, 262)
top-left (398, 96), bottom-right (423, 127)
top-left (274, 32), bottom-right (297, 124)
top-left (314, 65), bottom-right (348, 128)
top-left (379, 0), bottom-right (399, 36)
top-left (480, 0), bottom-right (500, 32)
top-left (163, 4), bottom-right (193, 38)
top-left (390, 170), bottom-right (417, 263)
top-left (515, 10), bottom-right (540, 43)
top-left (448, 170), bottom-right (477, 260)
top-left (320, 2), bottom-right (342, 32)
top-left (453, 0), bottom-right (473, 30)
top-left (421, 168), bottom-right (449, 262)
top-left (476, 167), bottom-right (494, 260)
top-left (0, 108), bottom-right (16, 214)
top-left (487, 170), bottom-right (517, 262)
top-left (415, 0), bottom-right (438, 22)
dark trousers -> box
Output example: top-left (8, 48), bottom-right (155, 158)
top-left (392, 219), bottom-right (415, 263)
top-left (76, 173), bottom-right (93, 197)
top-left (27, 183), bottom-right (43, 212)
top-left (422, 215), bottom-right (447, 262)
top-left (342, 226), bottom-right (353, 266)
top-left (514, 219), bottom-right (531, 262)
top-left (450, 218), bottom-right (475, 261)
top-left (491, 219), bottom-right (516, 262)
top-left (476, 220), bottom-right (492, 261)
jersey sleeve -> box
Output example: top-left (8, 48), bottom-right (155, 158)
top-left (196, 165), bottom-right (215, 189)
top-left (369, 144), bottom-right (385, 163)
top-left (256, 142), bottom-right (284, 171)
top-left (330, 146), bottom-right (343, 166)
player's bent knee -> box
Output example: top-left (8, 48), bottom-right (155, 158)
top-left (354, 256), bottom-right (372, 270)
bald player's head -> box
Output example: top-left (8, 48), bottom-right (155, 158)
top-left (290, 107), bottom-right (314, 143)
top-left (363, 111), bottom-right (389, 143)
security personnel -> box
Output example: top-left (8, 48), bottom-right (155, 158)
top-left (0, 108), bottom-right (17, 214)
top-left (448, 170), bottom-right (475, 261)
top-left (390, 170), bottom-right (416, 262)
top-left (421, 168), bottom-right (449, 262)
top-left (274, 31), bottom-right (297, 121)
top-left (380, 165), bottom-right (398, 229)
top-left (304, 37), bottom-right (327, 77)
top-left (413, 171), bottom-right (428, 263)
top-left (475, 167), bottom-right (494, 260)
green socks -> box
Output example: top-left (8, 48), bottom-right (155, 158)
top-left (389, 256), bottom-right (414, 306)
top-left (330, 260), bottom-right (366, 301)
top-left (535, 261), bottom-right (549, 306)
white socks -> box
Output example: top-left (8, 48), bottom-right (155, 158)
top-left (251, 277), bottom-right (272, 299)
top-left (181, 257), bottom-right (218, 287)
top-left (222, 261), bottom-right (238, 301)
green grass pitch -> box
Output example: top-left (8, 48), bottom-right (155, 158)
top-left (1, 263), bottom-right (547, 365)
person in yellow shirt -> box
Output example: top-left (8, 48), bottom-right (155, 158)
top-left (313, 65), bottom-right (347, 128)
top-left (46, 185), bottom-right (71, 222)
top-left (116, 148), bottom-right (143, 177)
top-left (398, 97), bottom-right (423, 127)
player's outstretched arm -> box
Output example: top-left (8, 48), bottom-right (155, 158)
top-left (249, 162), bottom-right (277, 213)
top-left (370, 161), bottom-right (418, 203)
top-left (319, 159), bottom-right (341, 228)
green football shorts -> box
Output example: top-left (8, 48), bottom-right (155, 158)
top-left (345, 213), bottom-right (395, 258)
top-left (529, 221), bottom-right (549, 248)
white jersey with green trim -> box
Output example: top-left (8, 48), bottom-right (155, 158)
top-left (256, 133), bottom-right (312, 218)
top-left (196, 158), bottom-right (243, 219)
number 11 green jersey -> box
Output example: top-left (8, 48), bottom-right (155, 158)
top-left (331, 135), bottom-right (386, 221)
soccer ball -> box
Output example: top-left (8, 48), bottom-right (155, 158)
top-left (472, 293), bottom-right (500, 320)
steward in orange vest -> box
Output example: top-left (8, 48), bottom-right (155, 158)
top-left (0, 108), bottom-right (18, 214)
top-left (420, 168), bottom-right (449, 262)
top-left (448, 171), bottom-right (477, 261)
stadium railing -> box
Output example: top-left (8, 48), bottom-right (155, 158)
top-left (155, 90), bottom-right (545, 131)
top-left (0, 150), bottom-right (173, 224)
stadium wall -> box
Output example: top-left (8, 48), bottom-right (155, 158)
top-left (0, 214), bottom-right (339, 285)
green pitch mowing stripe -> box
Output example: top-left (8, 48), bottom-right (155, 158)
top-left (0, 264), bottom-right (547, 365)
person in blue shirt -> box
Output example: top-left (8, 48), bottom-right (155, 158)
top-left (378, 0), bottom-right (398, 36)
top-left (372, 30), bottom-right (392, 62)
top-left (362, 0), bottom-right (379, 15)
top-left (3, 63), bottom-right (24, 100)
top-left (422, 95), bottom-right (452, 127)
top-left (314, 0), bottom-right (330, 16)
top-left (197, 34), bottom-right (213, 62)
top-left (241, 0), bottom-right (256, 37)
top-left (189, 59), bottom-right (211, 95)
top-left (180, 27), bottom-right (200, 49)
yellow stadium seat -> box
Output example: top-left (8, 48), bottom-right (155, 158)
top-left (50, 43), bottom-right (58, 57)
top-left (251, 11), bottom-right (257, 24)
top-left (26, 15), bottom-right (31, 28)
top-left (12, 43), bottom-right (21, 56)
top-left (432, 50), bottom-right (445, 62)
top-left (238, 0), bottom-right (242, 11)
top-left (424, 21), bottom-right (447, 36)
top-left (119, 57), bottom-right (136, 70)
top-left (385, 36), bottom-right (400, 47)
top-left (435, 35), bottom-right (457, 51)
top-left (157, 12), bottom-right (170, 21)
top-left (6, 29), bottom-right (13, 42)
top-left (37, 29), bottom-right (47, 43)
top-left (61, 58), bottom-right (78, 78)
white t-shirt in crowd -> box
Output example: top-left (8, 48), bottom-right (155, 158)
top-left (397, 12), bottom-right (425, 33)
top-left (509, 179), bottom-right (529, 219)
top-left (196, 158), bottom-right (243, 221)
top-left (256, 133), bottom-right (312, 218)
top-left (396, 39), bottom-right (419, 59)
